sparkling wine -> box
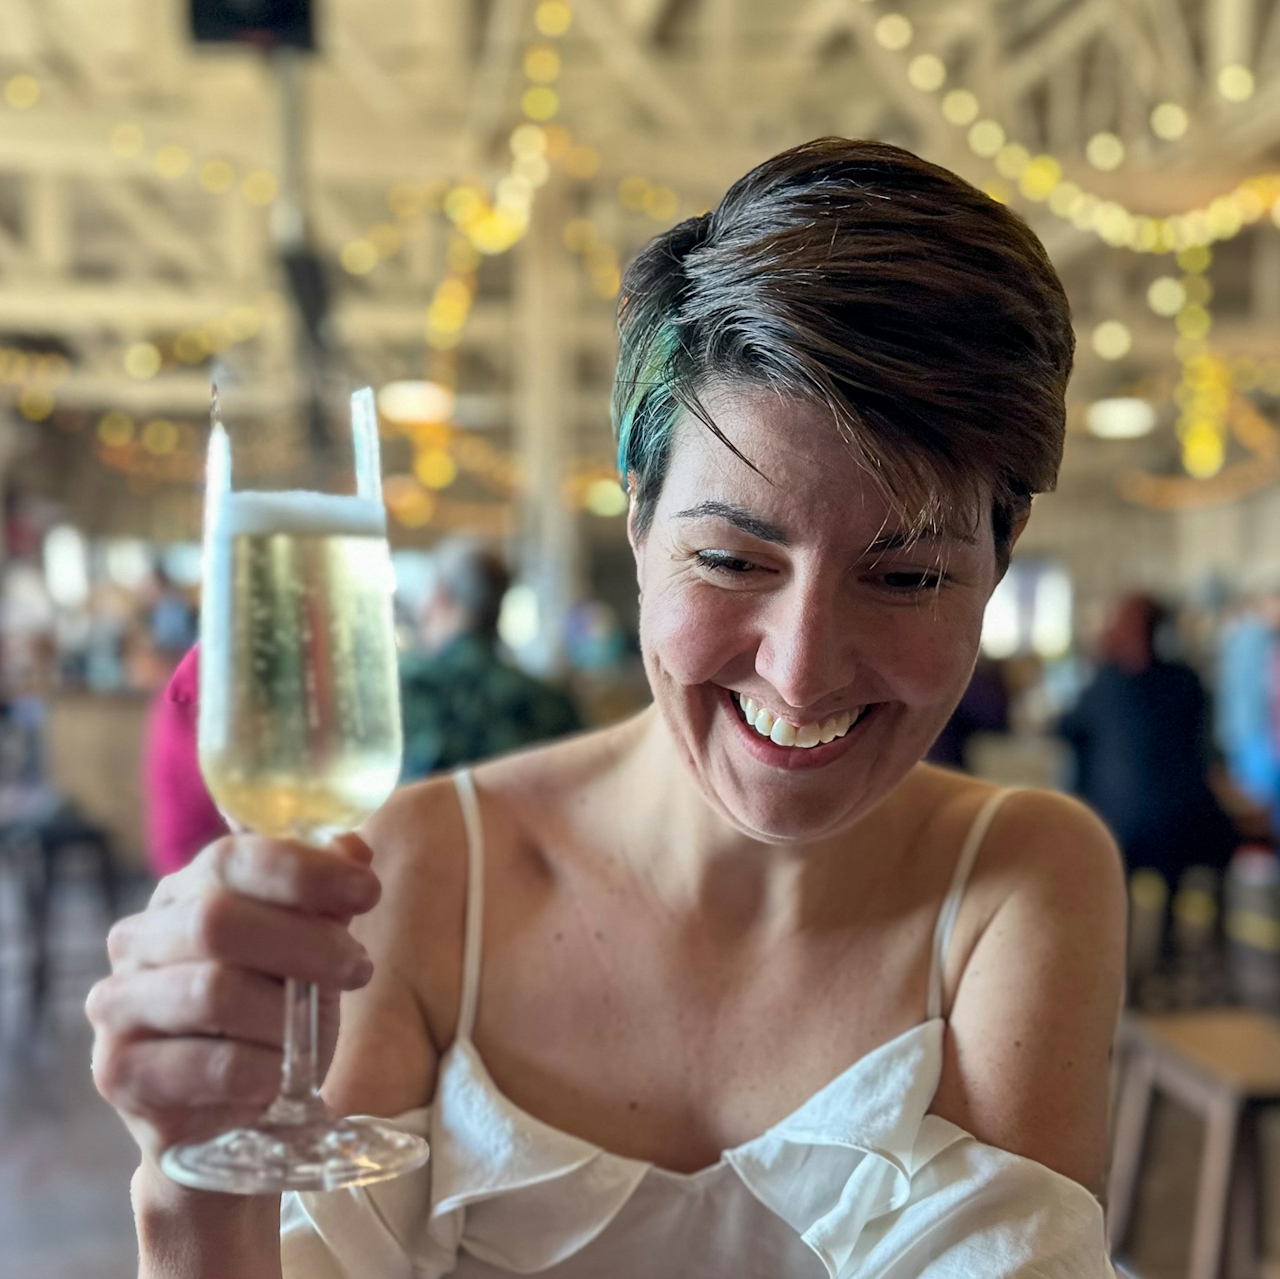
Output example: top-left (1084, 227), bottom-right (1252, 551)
top-left (199, 490), bottom-right (402, 839)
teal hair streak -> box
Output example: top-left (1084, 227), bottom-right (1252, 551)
top-left (612, 316), bottom-right (685, 497)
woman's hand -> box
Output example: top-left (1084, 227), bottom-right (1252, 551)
top-left (87, 831), bottom-right (381, 1173)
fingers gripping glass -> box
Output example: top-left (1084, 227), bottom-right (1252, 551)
top-left (159, 389), bottom-right (428, 1193)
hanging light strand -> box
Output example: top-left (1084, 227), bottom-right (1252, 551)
top-left (860, 3), bottom-right (1280, 255)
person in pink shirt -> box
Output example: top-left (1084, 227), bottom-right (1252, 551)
top-left (143, 645), bottom-right (227, 877)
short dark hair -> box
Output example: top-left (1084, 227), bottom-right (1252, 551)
top-left (612, 138), bottom-right (1075, 564)
top-left (432, 537), bottom-right (511, 638)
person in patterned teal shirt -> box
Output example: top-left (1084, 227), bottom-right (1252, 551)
top-left (399, 539), bottom-right (582, 780)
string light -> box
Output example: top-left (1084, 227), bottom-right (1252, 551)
top-left (1150, 103), bottom-right (1189, 141)
top-left (906, 54), bottom-right (946, 93)
top-left (1147, 277), bottom-right (1186, 316)
top-left (941, 89), bottom-right (979, 126)
top-left (414, 448), bottom-right (458, 490)
top-left (1085, 132), bottom-right (1125, 172)
top-left (108, 123), bottom-right (145, 158)
top-left (1092, 321), bottom-right (1132, 361)
top-left (240, 170), bottom-right (278, 206)
top-left (0, 348), bottom-right (70, 387)
top-left (874, 13), bottom-right (913, 50)
top-left (340, 238), bottom-right (379, 275)
top-left (4, 75), bottom-right (39, 111)
top-left (198, 159), bottom-right (236, 194)
top-left (563, 217), bottom-right (622, 298)
top-left (140, 418), bottom-right (180, 457)
top-left (425, 240), bottom-right (479, 348)
top-left (154, 145), bottom-right (191, 180)
top-left (534, 1), bottom-right (573, 37)
top-left (124, 342), bottom-right (162, 380)
top-left (17, 386), bottom-right (55, 422)
top-left (97, 411), bottom-right (134, 448)
top-left (583, 477), bottom-right (628, 517)
top-left (857, 0), bottom-right (1280, 256)
top-left (1217, 65), bottom-right (1255, 103)
top-left (380, 6), bottom-right (586, 448)
top-left (843, 1), bottom-right (1280, 508)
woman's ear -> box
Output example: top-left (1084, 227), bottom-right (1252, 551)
top-left (1006, 506), bottom-right (1031, 556)
top-left (625, 473), bottom-right (641, 554)
top-left (994, 498), bottom-right (1032, 583)
top-left (625, 477), bottom-right (646, 604)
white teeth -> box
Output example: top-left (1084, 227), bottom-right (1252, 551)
top-left (733, 692), bottom-right (867, 749)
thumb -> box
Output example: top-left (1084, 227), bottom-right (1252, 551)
top-left (331, 831), bottom-right (375, 867)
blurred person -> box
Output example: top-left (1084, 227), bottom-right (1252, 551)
top-left (142, 645), bottom-right (227, 878)
top-left (399, 537), bottom-right (581, 779)
top-left (145, 566), bottom-right (198, 657)
top-left (91, 140), bottom-right (1122, 1277)
top-left (1217, 594), bottom-right (1280, 836)
top-left (927, 656), bottom-right (1009, 770)
top-left (1059, 594), bottom-right (1237, 884)
top-left (123, 623), bottom-right (175, 693)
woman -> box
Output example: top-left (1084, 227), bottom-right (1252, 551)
top-left (89, 139), bottom-right (1125, 1278)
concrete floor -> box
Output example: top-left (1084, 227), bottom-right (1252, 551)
top-left (0, 867), bottom-right (141, 1279)
top-left (0, 864), bottom-right (1272, 1279)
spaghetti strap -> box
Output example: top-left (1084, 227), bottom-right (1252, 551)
top-left (452, 768), bottom-right (485, 1043)
top-left (926, 787), bottom-right (1018, 1022)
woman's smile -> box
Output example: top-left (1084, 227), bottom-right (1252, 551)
top-left (716, 685), bottom-right (877, 771)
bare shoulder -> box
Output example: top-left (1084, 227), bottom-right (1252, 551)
top-left (985, 786), bottom-right (1126, 898)
top-left (929, 778), bottom-right (1127, 1192)
top-left (359, 771), bottom-right (474, 980)
top-left (328, 719), bottom-right (642, 1117)
top-left (912, 767), bottom-right (1124, 935)
top-left (321, 774), bottom-right (471, 1117)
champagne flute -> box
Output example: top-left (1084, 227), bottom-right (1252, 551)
top-left (159, 387), bottom-right (429, 1194)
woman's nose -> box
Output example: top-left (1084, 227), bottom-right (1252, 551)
top-left (753, 580), bottom-right (855, 714)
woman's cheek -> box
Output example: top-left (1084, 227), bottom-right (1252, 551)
top-left (642, 582), bottom-right (754, 685)
top-left (873, 605), bottom-right (982, 707)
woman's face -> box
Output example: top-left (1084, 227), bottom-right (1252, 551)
top-left (631, 386), bottom-right (1009, 843)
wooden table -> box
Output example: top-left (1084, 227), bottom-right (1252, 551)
top-left (1110, 1009), bottom-right (1280, 1279)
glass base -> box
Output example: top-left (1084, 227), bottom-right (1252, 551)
top-left (159, 1098), bottom-right (429, 1194)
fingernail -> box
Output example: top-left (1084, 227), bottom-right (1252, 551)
top-left (338, 837), bottom-right (375, 866)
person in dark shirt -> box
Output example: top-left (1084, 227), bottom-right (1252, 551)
top-left (928, 656), bottom-right (1010, 770)
top-left (1058, 594), bottom-right (1237, 883)
top-left (399, 538), bottom-right (582, 780)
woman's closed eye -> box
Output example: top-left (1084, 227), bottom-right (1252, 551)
top-left (878, 569), bottom-right (947, 592)
top-left (695, 550), bottom-right (765, 577)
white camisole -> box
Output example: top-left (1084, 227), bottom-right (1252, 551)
top-left (281, 774), bottom-right (1115, 1278)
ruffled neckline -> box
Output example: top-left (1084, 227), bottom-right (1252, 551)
top-left (293, 1017), bottom-right (979, 1278)
top-left (287, 1016), bottom-right (1113, 1278)
top-left (417, 1016), bottom-right (964, 1274)
top-left (435, 1015), bottom-right (947, 1184)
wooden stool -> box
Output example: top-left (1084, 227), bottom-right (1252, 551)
top-left (1109, 1009), bottom-right (1280, 1279)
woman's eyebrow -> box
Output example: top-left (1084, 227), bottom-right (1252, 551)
top-left (864, 528), bottom-right (978, 553)
top-left (673, 501), bottom-right (790, 545)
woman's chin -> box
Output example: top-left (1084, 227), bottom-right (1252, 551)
top-left (725, 799), bottom-right (862, 845)
top-left (695, 763), bottom-right (877, 844)
top-left (691, 707), bottom-right (936, 844)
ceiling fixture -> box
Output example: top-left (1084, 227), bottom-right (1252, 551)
top-left (377, 380), bottom-right (456, 425)
top-left (1086, 397), bottom-right (1157, 440)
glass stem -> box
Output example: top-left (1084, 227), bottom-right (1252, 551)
top-left (280, 978), bottom-right (321, 1103)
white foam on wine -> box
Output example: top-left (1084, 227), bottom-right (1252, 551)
top-left (212, 490), bottom-right (387, 540)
